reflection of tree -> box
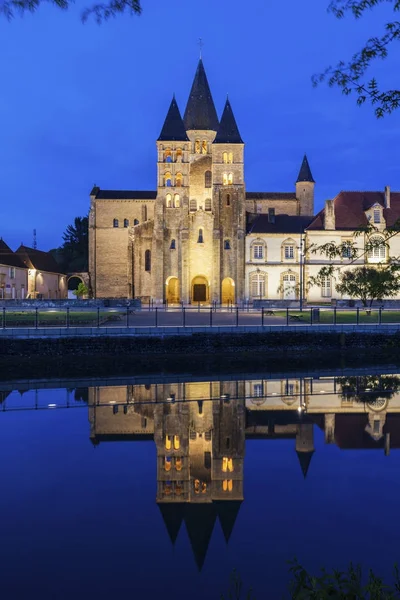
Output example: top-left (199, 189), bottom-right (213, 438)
top-left (74, 388), bottom-right (89, 403)
top-left (338, 375), bottom-right (400, 409)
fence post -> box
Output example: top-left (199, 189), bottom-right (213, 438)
top-left (35, 307), bottom-right (38, 329)
top-left (126, 305), bottom-right (129, 328)
top-left (210, 308), bottom-right (212, 328)
top-left (286, 307), bottom-right (289, 326)
top-left (236, 306), bottom-right (239, 327)
top-left (310, 308), bottom-right (313, 326)
top-left (379, 307), bottom-right (382, 325)
top-left (155, 307), bottom-right (158, 328)
top-left (198, 301), bottom-right (200, 313)
top-left (66, 306), bottom-right (70, 329)
top-left (261, 307), bottom-right (264, 327)
top-left (97, 306), bottom-right (100, 328)
top-left (183, 307), bottom-right (185, 328)
top-left (334, 307), bottom-right (337, 326)
top-left (2, 307), bottom-right (5, 329)
top-left (356, 307), bottom-right (360, 326)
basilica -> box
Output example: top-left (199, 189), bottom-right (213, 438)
top-left (88, 59), bottom-right (399, 304)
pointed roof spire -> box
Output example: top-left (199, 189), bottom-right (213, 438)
top-left (158, 503), bottom-right (184, 545)
top-left (296, 154), bottom-right (315, 183)
top-left (183, 59), bottom-right (219, 131)
top-left (158, 97), bottom-right (189, 142)
top-left (215, 501), bottom-right (242, 543)
top-left (184, 504), bottom-right (217, 571)
top-left (214, 98), bottom-right (243, 144)
top-left (296, 450), bottom-right (314, 478)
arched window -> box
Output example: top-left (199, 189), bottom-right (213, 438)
top-left (173, 435), bottom-right (180, 450)
top-left (282, 272), bottom-right (297, 299)
top-left (201, 140), bottom-right (207, 154)
top-left (205, 198), bottom-right (212, 211)
top-left (175, 457), bottom-right (182, 471)
top-left (224, 239), bottom-right (231, 250)
top-left (164, 172), bottom-right (172, 187)
top-left (252, 242), bottom-right (264, 260)
top-left (145, 249), bottom-right (151, 272)
top-left (228, 152), bottom-right (233, 164)
top-left (250, 272), bottom-right (266, 298)
top-left (222, 457), bottom-right (234, 472)
top-left (223, 152), bottom-right (228, 164)
top-left (228, 173), bottom-right (233, 184)
top-left (164, 148), bottom-right (172, 163)
top-left (198, 228), bottom-right (204, 244)
top-left (222, 480), bottom-right (233, 492)
top-left (175, 172), bottom-right (183, 187)
top-left (165, 435), bottom-right (172, 450)
top-left (164, 457), bottom-right (172, 472)
top-left (368, 235), bottom-right (386, 262)
top-left (134, 219), bottom-right (139, 225)
top-left (195, 140), bottom-right (200, 154)
top-left (226, 194), bottom-right (231, 206)
top-left (176, 148), bottom-right (183, 162)
top-left (282, 239), bottom-right (296, 260)
top-left (223, 173), bottom-right (228, 186)
top-left (190, 199), bottom-right (197, 212)
top-left (170, 239), bottom-right (176, 250)
top-left (166, 193), bottom-right (172, 208)
top-left (174, 194), bottom-right (180, 208)
top-left (113, 218), bottom-right (119, 228)
top-left (124, 218), bottom-right (129, 228)
top-left (205, 170), bottom-right (212, 188)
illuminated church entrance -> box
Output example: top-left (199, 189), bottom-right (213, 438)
top-left (192, 276), bottom-right (209, 303)
top-left (221, 277), bottom-right (235, 304)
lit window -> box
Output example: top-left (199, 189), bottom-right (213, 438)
top-left (176, 173), bottom-right (183, 187)
top-left (164, 148), bottom-right (172, 163)
top-left (223, 173), bottom-right (228, 186)
top-left (113, 218), bottom-right (119, 228)
top-left (205, 170), bottom-right (212, 188)
top-left (228, 152), bottom-right (233, 164)
top-left (145, 250), bottom-right (151, 272)
top-left (173, 435), bottom-right (180, 450)
top-left (190, 199), bottom-right (197, 212)
top-left (228, 173), bottom-right (233, 184)
top-left (205, 198), bottom-right (212, 211)
top-left (195, 140), bottom-right (200, 154)
top-left (374, 209), bottom-right (381, 224)
top-left (253, 244), bottom-right (263, 259)
top-left (164, 482), bottom-right (172, 496)
top-left (175, 457), bottom-right (182, 471)
top-left (223, 152), bottom-right (228, 164)
top-left (124, 218), bottom-right (129, 228)
top-left (174, 194), bottom-right (180, 208)
top-left (165, 435), bottom-right (172, 450)
top-left (284, 245), bottom-right (294, 259)
top-left (321, 276), bottom-right (331, 298)
top-left (164, 172), bottom-right (172, 187)
top-left (222, 480), bottom-right (233, 492)
top-left (202, 140), bottom-right (207, 154)
top-left (251, 272), bottom-right (266, 298)
top-left (166, 193), bottom-right (172, 208)
top-left (176, 148), bottom-right (183, 162)
top-left (170, 239), bottom-right (176, 250)
top-left (224, 240), bottom-right (231, 250)
top-left (222, 457), bottom-right (234, 472)
top-left (165, 457), bottom-right (172, 472)
top-left (198, 228), bottom-right (204, 244)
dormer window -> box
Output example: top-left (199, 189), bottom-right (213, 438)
top-left (374, 208), bottom-right (381, 224)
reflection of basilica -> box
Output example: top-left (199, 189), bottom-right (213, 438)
top-left (87, 373), bottom-right (400, 568)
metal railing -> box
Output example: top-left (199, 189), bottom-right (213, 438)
top-left (1, 305), bottom-right (399, 329)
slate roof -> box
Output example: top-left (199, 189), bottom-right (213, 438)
top-left (214, 98), bottom-right (243, 144)
top-left (16, 245), bottom-right (63, 274)
top-left (246, 192), bottom-right (297, 200)
top-left (296, 154), bottom-right (315, 183)
top-left (92, 189), bottom-right (157, 200)
top-left (307, 191), bottom-right (400, 231)
top-left (247, 214), bottom-right (313, 234)
top-left (0, 239), bottom-right (26, 268)
top-left (332, 414), bottom-right (400, 450)
top-left (183, 59), bottom-right (219, 131)
top-left (158, 97), bottom-right (189, 142)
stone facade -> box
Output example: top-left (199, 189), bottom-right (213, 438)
top-left (89, 60), bottom-right (314, 303)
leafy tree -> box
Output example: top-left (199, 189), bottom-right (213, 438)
top-left (337, 374), bottom-right (400, 406)
top-left (335, 265), bottom-right (400, 307)
top-left (313, 0), bottom-right (400, 117)
top-left (0, 0), bottom-right (141, 22)
top-left (73, 281), bottom-right (89, 298)
top-left (50, 216), bottom-right (88, 273)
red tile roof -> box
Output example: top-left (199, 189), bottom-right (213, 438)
top-left (307, 191), bottom-right (400, 231)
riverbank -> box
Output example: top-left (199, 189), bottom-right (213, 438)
top-left (1, 329), bottom-right (400, 380)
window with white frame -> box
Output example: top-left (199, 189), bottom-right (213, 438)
top-left (321, 276), bottom-right (332, 298)
top-left (368, 235), bottom-right (386, 262)
top-left (284, 245), bottom-right (294, 259)
top-left (374, 208), bottom-right (381, 224)
top-left (342, 242), bottom-right (352, 259)
top-left (9, 267), bottom-right (15, 279)
top-left (285, 382), bottom-right (294, 396)
top-left (253, 244), bottom-right (264, 259)
top-left (250, 272), bottom-right (266, 298)
top-left (253, 383), bottom-right (263, 397)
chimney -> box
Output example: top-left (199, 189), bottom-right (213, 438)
top-left (385, 185), bottom-right (391, 209)
top-left (324, 199), bottom-right (335, 230)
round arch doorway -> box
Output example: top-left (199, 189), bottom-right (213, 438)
top-left (166, 277), bottom-right (180, 304)
top-left (191, 276), bottom-right (209, 303)
top-left (67, 275), bottom-right (84, 299)
top-left (221, 277), bottom-right (235, 305)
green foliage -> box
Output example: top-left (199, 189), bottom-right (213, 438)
top-left (72, 282), bottom-right (89, 298)
top-left (0, 0), bottom-right (142, 22)
top-left (221, 570), bottom-right (254, 600)
top-left (335, 265), bottom-right (400, 307)
top-left (313, 0), bottom-right (400, 117)
top-left (51, 216), bottom-right (88, 273)
top-left (337, 374), bottom-right (400, 405)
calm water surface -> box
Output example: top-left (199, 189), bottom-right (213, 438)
top-left (1, 371), bottom-right (399, 599)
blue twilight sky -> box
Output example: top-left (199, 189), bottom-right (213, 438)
top-left (1, 0), bottom-right (400, 251)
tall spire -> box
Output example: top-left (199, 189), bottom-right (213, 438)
top-left (296, 450), bottom-right (314, 478)
top-left (158, 97), bottom-right (189, 142)
top-left (215, 501), bottom-right (242, 543)
top-left (183, 59), bottom-right (219, 131)
top-left (296, 154), bottom-right (315, 183)
top-left (158, 503), bottom-right (184, 545)
top-left (214, 98), bottom-right (243, 144)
